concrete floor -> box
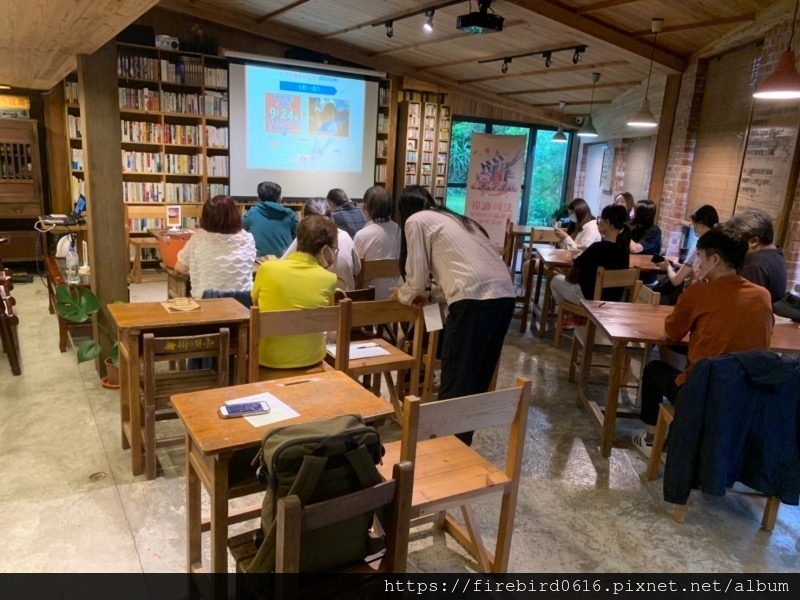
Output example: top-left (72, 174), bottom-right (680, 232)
top-left (1, 277), bottom-right (798, 573)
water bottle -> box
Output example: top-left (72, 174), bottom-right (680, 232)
top-left (66, 246), bottom-right (80, 284)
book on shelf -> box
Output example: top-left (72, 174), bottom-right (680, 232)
top-left (374, 164), bottom-right (387, 182)
top-left (206, 155), bottom-right (229, 177)
top-left (204, 67), bottom-right (228, 89)
top-left (123, 181), bottom-right (164, 203)
top-left (65, 81), bottom-right (79, 104)
top-left (205, 125), bottom-right (229, 148)
top-left (128, 217), bottom-right (166, 232)
top-left (376, 139), bottom-right (388, 157)
top-left (70, 175), bottom-right (85, 198)
top-left (70, 148), bottom-right (84, 170)
top-left (165, 182), bottom-right (202, 203)
top-left (160, 57), bottom-right (203, 86)
top-left (164, 123), bottom-right (201, 146)
top-left (121, 151), bottom-right (164, 173)
top-left (162, 91), bottom-right (201, 114)
top-left (121, 120), bottom-right (163, 144)
top-left (165, 153), bottom-right (203, 175)
top-left (119, 87), bottom-right (160, 111)
top-left (378, 86), bottom-right (390, 106)
top-left (204, 91), bottom-right (228, 117)
top-left (67, 115), bottom-right (82, 139)
top-left (118, 55), bottom-right (159, 80)
top-left (208, 183), bottom-right (229, 197)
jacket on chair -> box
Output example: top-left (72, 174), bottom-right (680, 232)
top-left (664, 350), bottom-right (800, 505)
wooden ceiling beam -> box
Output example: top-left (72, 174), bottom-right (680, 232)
top-left (255, 0), bottom-right (314, 25)
top-left (156, 0), bottom-right (566, 125)
top-left (369, 20), bottom-right (525, 57)
top-left (630, 15), bottom-right (756, 37)
top-left (498, 79), bottom-right (641, 96)
top-left (504, 0), bottom-right (686, 72)
top-left (458, 59), bottom-right (628, 84)
top-left (576, 0), bottom-right (644, 15)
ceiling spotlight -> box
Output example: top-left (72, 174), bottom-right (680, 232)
top-left (543, 52), bottom-right (553, 68)
top-left (423, 11), bottom-right (435, 33)
top-left (572, 45), bottom-right (586, 65)
top-left (386, 21), bottom-right (394, 38)
top-left (501, 59), bottom-right (511, 74)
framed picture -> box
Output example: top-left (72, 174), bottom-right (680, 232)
top-left (166, 205), bottom-right (181, 228)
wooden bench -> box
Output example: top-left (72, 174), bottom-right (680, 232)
top-left (0, 286), bottom-right (21, 375)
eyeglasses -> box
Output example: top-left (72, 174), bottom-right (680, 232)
top-left (329, 246), bottom-right (339, 256)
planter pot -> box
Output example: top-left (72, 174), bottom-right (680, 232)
top-left (102, 357), bottom-right (120, 389)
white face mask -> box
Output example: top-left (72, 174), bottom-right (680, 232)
top-left (692, 255), bottom-right (712, 282)
top-left (319, 246), bottom-right (337, 271)
top-left (568, 213), bottom-right (578, 223)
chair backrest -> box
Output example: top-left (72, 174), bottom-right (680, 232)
top-left (355, 259), bottom-right (401, 289)
top-left (334, 287), bottom-right (376, 304)
top-left (593, 266), bottom-right (641, 300)
top-left (350, 300), bottom-right (424, 361)
top-left (400, 377), bottom-right (531, 476)
top-left (501, 220), bottom-right (516, 267)
top-left (275, 460), bottom-right (414, 574)
top-left (632, 280), bottom-right (661, 305)
top-left (248, 299), bottom-right (352, 381)
top-left (142, 327), bottom-right (231, 389)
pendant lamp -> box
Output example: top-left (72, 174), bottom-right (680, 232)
top-left (552, 101), bottom-right (568, 142)
top-left (578, 73), bottom-right (600, 138)
top-left (628, 18), bottom-right (663, 128)
top-left (753, 0), bottom-right (800, 99)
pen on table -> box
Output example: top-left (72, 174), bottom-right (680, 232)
top-left (355, 343), bottom-right (379, 349)
top-left (279, 376), bottom-right (328, 386)
top-left (597, 302), bottom-right (606, 308)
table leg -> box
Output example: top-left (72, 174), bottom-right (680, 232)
top-left (128, 331), bottom-right (143, 475)
top-left (533, 256), bottom-right (545, 306)
top-left (520, 255), bottom-right (535, 333)
top-left (57, 315), bottom-right (68, 353)
top-left (578, 319), bottom-right (596, 398)
top-left (119, 332), bottom-right (131, 450)
top-left (186, 435), bottom-right (202, 572)
top-left (601, 343), bottom-right (625, 458)
top-left (235, 322), bottom-right (248, 385)
top-left (537, 269), bottom-right (553, 338)
top-left (210, 457), bottom-right (230, 573)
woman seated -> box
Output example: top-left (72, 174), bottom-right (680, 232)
top-left (659, 204), bottom-right (719, 289)
top-left (252, 217), bottom-right (338, 369)
top-left (614, 191), bottom-right (634, 213)
top-left (175, 195), bottom-right (256, 299)
top-left (553, 198), bottom-right (602, 253)
top-left (282, 198), bottom-right (361, 290)
top-left (353, 185), bottom-right (402, 300)
top-left (629, 199), bottom-right (662, 284)
top-left (550, 204), bottom-right (631, 306)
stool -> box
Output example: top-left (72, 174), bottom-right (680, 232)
top-left (128, 237), bottom-right (163, 284)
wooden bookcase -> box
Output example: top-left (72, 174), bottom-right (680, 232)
top-left (63, 43), bottom-right (230, 232)
top-left (374, 78), bottom-right (396, 192)
top-left (393, 96), bottom-right (450, 203)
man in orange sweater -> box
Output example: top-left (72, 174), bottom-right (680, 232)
top-left (633, 227), bottom-right (774, 456)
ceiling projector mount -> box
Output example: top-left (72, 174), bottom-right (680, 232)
top-left (457, 0), bottom-right (504, 34)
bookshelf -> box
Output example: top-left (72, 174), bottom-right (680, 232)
top-left (63, 43), bottom-right (230, 231)
top-left (374, 78), bottom-right (396, 192)
top-left (393, 96), bottom-right (451, 203)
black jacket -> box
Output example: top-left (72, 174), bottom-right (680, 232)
top-left (664, 350), bottom-right (800, 505)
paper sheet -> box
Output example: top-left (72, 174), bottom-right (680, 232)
top-left (423, 303), bottom-right (444, 332)
top-left (326, 342), bottom-right (391, 359)
top-left (224, 392), bottom-right (300, 428)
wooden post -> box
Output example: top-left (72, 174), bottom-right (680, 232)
top-left (77, 40), bottom-right (128, 376)
top-left (648, 74), bottom-right (681, 206)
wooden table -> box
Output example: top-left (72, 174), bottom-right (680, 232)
top-left (172, 370), bottom-right (394, 574)
top-left (578, 300), bottom-right (800, 457)
top-left (532, 248), bottom-right (662, 337)
top-left (44, 256), bottom-right (92, 352)
top-left (108, 298), bottom-right (251, 476)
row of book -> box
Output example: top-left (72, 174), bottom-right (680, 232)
top-left (160, 58), bottom-right (203, 86)
top-left (65, 81), bottom-right (79, 104)
top-left (378, 86), bottom-right (391, 106)
top-left (128, 217), bottom-right (198, 232)
top-left (123, 181), bottom-right (164, 203)
top-left (122, 181), bottom-right (230, 203)
top-left (116, 55), bottom-right (227, 88)
top-left (376, 139), bottom-right (389, 158)
top-left (203, 91), bottom-right (228, 118)
top-left (161, 91), bottom-right (202, 114)
top-left (204, 67), bottom-right (228, 89)
top-left (71, 148), bottom-right (84, 171)
top-left (70, 175), bottom-right (85, 198)
top-left (67, 115), bottom-right (82, 139)
top-left (207, 156), bottom-right (229, 177)
top-left (121, 120), bottom-right (163, 144)
top-left (166, 153), bottom-right (203, 175)
top-left (119, 87), bottom-right (160, 111)
top-left (377, 113), bottom-right (389, 134)
top-left (206, 125), bottom-right (229, 148)
top-left (118, 55), bottom-right (159, 80)
top-left (122, 151), bottom-right (163, 173)
top-left (164, 123), bottom-right (201, 146)
top-left (374, 164), bottom-right (387, 183)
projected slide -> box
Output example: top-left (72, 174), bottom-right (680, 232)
top-left (246, 65), bottom-right (365, 172)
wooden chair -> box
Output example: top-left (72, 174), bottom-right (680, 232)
top-left (355, 258), bottom-right (401, 290)
top-left (0, 286), bottom-right (21, 376)
top-left (346, 300), bottom-right (424, 419)
top-left (516, 231), bottom-right (559, 333)
top-left (568, 280), bottom-right (660, 391)
top-left (377, 377), bottom-right (531, 573)
top-left (553, 266), bottom-right (641, 348)
top-left (138, 328), bottom-right (231, 479)
top-left (248, 299), bottom-right (352, 383)
top-left (228, 460), bottom-right (413, 596)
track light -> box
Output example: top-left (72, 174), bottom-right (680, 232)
top-left (386, 21), bottom-right (394, 38)
top-left (543, 52), bottom-right (552, 68)
top-left (572, 47), bottom-right (585, 64)
top-left (423, 11), bottom-right (435, 33)
top-left (552, 101), bottom-right (568, 143)
top-left (501, 59), bottom-right (510, 74)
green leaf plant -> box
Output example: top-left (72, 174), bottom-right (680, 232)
top-left (54, 285), bottom-right (119, 366)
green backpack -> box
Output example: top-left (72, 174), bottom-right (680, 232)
top-left (246, 414), bottom-right (385, 574)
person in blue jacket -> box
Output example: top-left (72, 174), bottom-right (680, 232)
top-left (242, 181), bottom-right (297, 257)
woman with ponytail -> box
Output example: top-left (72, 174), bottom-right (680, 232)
top-left (550, 204), bottom-right (632, 306)
top-left (394, 185), bottom-right (515, 446)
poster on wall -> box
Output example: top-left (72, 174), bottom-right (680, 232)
top-left (0, 95), bottom-right (30, 119)
top-left (734, 102), bottom-right (800, 219)
top-left (464, 133), bottom-right (526, 246)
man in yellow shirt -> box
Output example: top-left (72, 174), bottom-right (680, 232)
top-left (251, 216), bottom-right (338, 368)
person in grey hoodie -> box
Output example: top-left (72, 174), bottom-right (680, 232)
top-left (242, 181), bottom-right (298, 257)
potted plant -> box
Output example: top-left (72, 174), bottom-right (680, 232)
top-left (54, 285), bottom-right (120, 388)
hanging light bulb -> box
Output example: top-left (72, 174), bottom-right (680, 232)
top-left (628, 18), bottom-right (662, 128)
top-left (423, 10), bottom-right (435, 33)
top-left (754, 0), bottom-right (800, 99)
top-left (552, 101), bottom-right (568, 143)
top-left (578, 73), bottom-right (600, 138)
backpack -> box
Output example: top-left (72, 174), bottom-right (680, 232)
top-left (246, 414), bottom-right (385, 574)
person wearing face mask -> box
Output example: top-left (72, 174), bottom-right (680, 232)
top-left (281, 198), bottom-right (361, 290)
top-left (553, 198), bottom-right (602, 252)
top-left (251, 216), bottom-right (339, 369)
top-left (632, 227), bottom-right (773, 457)
top-left (658, 204), bottom-right (719, 289)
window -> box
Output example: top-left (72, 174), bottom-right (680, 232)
top-left (445, 117), bottom-right (572, 225)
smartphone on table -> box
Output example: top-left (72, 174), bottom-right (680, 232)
top-left (651, 254), bottom-right (665, 264)
top-left (219, 401), bottom-right (271, 418)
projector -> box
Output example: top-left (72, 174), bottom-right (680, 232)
top-left (155, 35), bottom-right (180, 50)
top-left (457, 10), bottom-right (504, 34)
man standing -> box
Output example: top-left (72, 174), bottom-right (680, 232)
top-left (327, 188), bottom-right (367, 238)
top-left (243, 182), bottom-right (297, 257)
top-left (725, 208), bottom-right (788, 305)
top-left (632, 227), bottom-right (774, 456)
